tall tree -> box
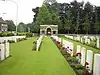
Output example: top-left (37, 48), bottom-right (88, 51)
top-left (35, 4), bottom-right (52, 25)
top-left (70, 0), bottom-right (84, 34)
top-left (27, 23), bottom-right (34, 32)
top-left (32, 0), bottom-right (99, 34)
top-left (17, 22), bottom-right (26, 32)
top-left (50, 12), bottom-right (62, 32)
top-left (75, 11), bottom-right (80, 34)
top-left (94, 10), bottom-right (100, 34)
top-left (43, 0), bottom-right (57, 4)
top-left (83, 14), bottom-right (90, 34)
top-left (64, 10), bottom-right (72, 34)
top-left (5, 20), bottom-right (16, 31)
top-left (34, 4), bottom-right (52, 32)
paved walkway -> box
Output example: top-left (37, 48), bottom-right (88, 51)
top-left (0, 37), bottom-right (76, 75)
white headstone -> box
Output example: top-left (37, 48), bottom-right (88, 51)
top-left (93, 54), bottom-right (100, 75)
top-left (86, 50), bottom-right (93, 73)
top-left (67, 44), bottom-right (73, 56)
top-left (85, 37), bottom-right (88, 44)
top-left (97, 38), bottom-right (100, 49)
top-left (81, 47), bottom-right (86, 66)
top-left (87, 39), bottom-right (90, 44)
top-left (77, 35), bottom-right (80, 41)
top-left (5, 43), bottom-right (10, 58)
top-left (81, 37), bottom-right (83, 43)
top-left (0, 44), bottom-right (5, 60)
top-left (58, 38), bottom-right (61, 42)
top-left (36, 35), bottom-right (43, 51)
top-left (76, 45), bottom-right (81, 53)
top-left (62, 39), bottom-right (74, 56)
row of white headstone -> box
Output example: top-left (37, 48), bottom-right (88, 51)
top-left (51, 35), bottom-right (61, 42)
top-left (51, 35), bottom-right (74, 56)
top-left (76, 45), bottom-right (100, 75)
top-left (53, 35), bottom-right (100, 75)
top-left (0, 42), bottom-right (9, 61)
top-left (62, 39), bottom-right (74, 56)
top-left (36, 35), bottom-right (44, 51)
top-left (0, 36), bottom-right (26, 43)
top-left (65, 35), bottom-right (100, 49)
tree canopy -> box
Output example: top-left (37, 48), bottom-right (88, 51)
top-left (5, 20), bottom-right (16, 31)
top-left (32, 0), bottom-right (100, 34)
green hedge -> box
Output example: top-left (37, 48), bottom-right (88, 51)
top-left (0, 32), bottom-right (14, 37)
top-left (0, 32), bottom-right (33, 37)
top-left (17, 32), bottom-right (26, 36)
top-left (17, 32), bottom-right (33, 37)
top-left (26, 32), bottom-right (33, 37)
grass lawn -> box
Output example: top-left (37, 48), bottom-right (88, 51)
top-left (61, 36), bottom-right (100, 55)
top-left (0, 37), bottom-right (76, 75)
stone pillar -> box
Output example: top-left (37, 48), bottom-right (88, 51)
top-left (56, 30), bottom-right (58, 35)
top-left (51, 31), bottom-right (53, 35)
top-left (45, 30), bottom-right (47, 35)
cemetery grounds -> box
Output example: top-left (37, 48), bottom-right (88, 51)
top-left (0, 37), bottom-right (76, 75)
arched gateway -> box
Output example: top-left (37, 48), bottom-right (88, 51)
top-left (40, 25), bottom-right (58, 35)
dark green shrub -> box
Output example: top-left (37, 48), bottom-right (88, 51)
top-left (26, 32), bottom-right (33, 37)
top-left (17, 32), bottom-right (26, 36)
top-left (67, 57), bottom-right (78, 63)
top-left (1, 32), bottom-right (7, 37)
top-left (32, 41), bottom-right (37, 50)
top-left (77, 69), bottom-right (83, 75)
top-left (7, 32), bottom-right (14, 36)
top-left (89, 41), bottom-right (96, 48)
top-left (0, 32), bottom-right (14, 37)
top-left (57, 44), bottom-right (62, 49)
top-left (75, 64), bottom-right (84, 70)
top-left (61, 50), bottom-right (67, 55)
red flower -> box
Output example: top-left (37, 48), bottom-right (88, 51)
top-left (85, 62), bottom-right (89, 65)
top-left (56, 41), bottom-right (61, 45)
top-left (76, 53), bottom-right (81, 57)
top-left (62, 47), bottom-right (65, 50)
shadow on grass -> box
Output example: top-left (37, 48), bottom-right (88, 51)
top-left (0, 55), bottom-right (12, 63)
top-left (32, 41), bottom-right (43, 51)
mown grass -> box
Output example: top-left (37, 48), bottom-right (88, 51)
top-left (0, 37), bottom-right (76, 75)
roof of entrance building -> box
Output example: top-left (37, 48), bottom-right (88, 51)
top-left (40, 25), bottom-right (58, 27)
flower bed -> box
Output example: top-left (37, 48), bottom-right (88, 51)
top-left (51, 37), bottom-right (91, 75)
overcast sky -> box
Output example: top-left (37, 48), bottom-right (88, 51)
top-left (0, 0), bottom-right (100, 24)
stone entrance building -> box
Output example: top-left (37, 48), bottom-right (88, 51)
top-left (40, 25), bottom-right (58, 35)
